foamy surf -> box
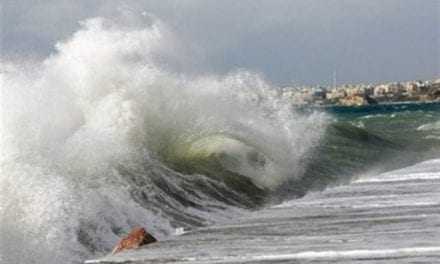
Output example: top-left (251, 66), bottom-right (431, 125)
top-left (355, 159), bottom-right (440, 183)
top-left (180, 247), bottom-right (440, 262)
top-left (87, 157), bottom-right (440, 263)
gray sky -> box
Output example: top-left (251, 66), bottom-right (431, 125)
top-left (1, 0), bottom-right (439, 85)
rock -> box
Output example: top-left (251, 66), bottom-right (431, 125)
top-left (111, 227), bottom-right (157, 254)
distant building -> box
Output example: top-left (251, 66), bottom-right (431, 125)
top-left (374, 84), bottom-right (388, 97)
top-left (339, 95), bottom-right (369, 106)
top-left (326, 88), bottom-right (346, 100)
top-left (388, 83), bottom-right (405, 95)
top-left (281, 77), bottom-right (439, 106)
top-left (405, 82), bottom-right (420, 95)
top-left (312, 87), bottom-right (327, 100)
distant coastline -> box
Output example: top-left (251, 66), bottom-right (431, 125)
top-left (281, 78), bottom-right (440, 107)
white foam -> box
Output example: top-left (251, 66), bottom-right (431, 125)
top-left (417, 121), bottom-right (440, 131)
top-left (356, 172), bottom-right (440, 183)
top-left (0, 12), bottom-right (328, 264)
top-left (356, 159), bottom-right (440, 183)
top-left (174, 227), bottom-right (186, 236)
top-left (184, 247), bottom-right (440, 262)
top-left (253, 247), bottom-right (440, 260)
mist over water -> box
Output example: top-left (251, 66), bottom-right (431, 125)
top-left (0, 15), bottom-right (328, 264)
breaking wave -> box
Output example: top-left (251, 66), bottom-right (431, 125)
top-left (0, 16), bottom-right (327, 264)
top-left (2, 14), bottom-right (439, 264)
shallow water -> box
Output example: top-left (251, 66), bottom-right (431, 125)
top-left (87, 159), bottom-right (440, 263)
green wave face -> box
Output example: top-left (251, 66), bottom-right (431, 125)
top-left (165, 134), bottom-right (281, 190)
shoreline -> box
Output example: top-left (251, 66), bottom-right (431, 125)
top-left (283, 78), bottom-right (440, 107)
top-left (295, 99), bottom-right (440, 111)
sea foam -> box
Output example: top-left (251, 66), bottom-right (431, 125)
top-left (0, 14), bottom-right (327, 264)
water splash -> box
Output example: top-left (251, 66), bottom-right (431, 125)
top-left (0, 15), bottom-right (327, 264)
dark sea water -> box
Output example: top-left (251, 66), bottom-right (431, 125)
top-left (282, 102), bottom-right (440, 197)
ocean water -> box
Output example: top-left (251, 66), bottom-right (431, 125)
top-left (1, 15), bottom-right (440, 264)
top-left (87, 159), bottom-right (440, 264)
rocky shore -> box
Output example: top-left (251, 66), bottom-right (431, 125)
top-left (282, 78), bottom-right (440, 107)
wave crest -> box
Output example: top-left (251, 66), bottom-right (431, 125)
top-left (0, 14), bottom-right (328, 264)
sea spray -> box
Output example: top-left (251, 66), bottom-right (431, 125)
top-left (0, 15), bottom-right (328, 264)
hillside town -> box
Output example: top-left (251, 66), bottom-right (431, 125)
top-left (281, 78), bottom-right (440, 106)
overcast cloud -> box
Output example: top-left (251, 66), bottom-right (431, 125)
top-left (1, 0), bottom-right (439, 85)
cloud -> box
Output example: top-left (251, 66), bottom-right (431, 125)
top-left (1, 0), bottom-right (439, 84)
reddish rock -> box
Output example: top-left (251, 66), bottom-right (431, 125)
top-left (111, 227), bottom-right (157, 254)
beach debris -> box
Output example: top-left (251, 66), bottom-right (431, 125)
top-left (111, 227), bottom-right (157, 254)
